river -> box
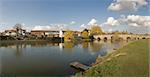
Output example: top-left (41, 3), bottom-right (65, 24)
top-left (0, 40), bottom-right (129, 77)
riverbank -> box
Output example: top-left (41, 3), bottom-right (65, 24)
top-left (72, 39), bottom-right (149, 77)
top-left (0, 38), bottom-right (64, 43)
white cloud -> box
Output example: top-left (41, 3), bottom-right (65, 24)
top-left (103, 15), bottom-right (150, 27)
top-left (79, 19), bottom-right (99, 30)
top-left (108, 2), bottom-right (123, 11)
top-left (88, 19), bottom-right (97, 25)
top-left (102, 15), bottom-right (150, 34)
top-left (70, 21), bottom-right (76, 25)
top-left (108, 29), bottom-right (113, 32)
top-left (108, 0), bottom-right (148, 12)
top-left (104, 17), bottom-right (120, 26)
top-left (132, 0), bottom-right (148, 6)
top-left (32, 24), bottom-right (68, 31)
top-left (32, 26), bottom-right (51, 30)
top-left (80, 24), bottom-right (86, 28)
top-left (126, 15), bottom-right (150, 27)
top-left (128, 23), bottom-right (139, 27)
top-left (21, 23), bottom-right (25, 26)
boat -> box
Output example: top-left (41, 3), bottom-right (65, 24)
top-left (70, 61), bottom-right (90, 71)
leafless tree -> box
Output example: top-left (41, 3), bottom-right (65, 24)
top-left (13, 23), bottom-right (23, 37)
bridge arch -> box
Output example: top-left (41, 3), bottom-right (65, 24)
top-left (97, 37), bottom-right (101, 41)
top-left (111, 36), bottom-right (114, 40)
top-left (127, 37), bottom-right (131, 40)
top-left (133, 37), bottom-right (136, 40)
top-left (104, 37), bottom-right (107, 40)
top-left (142, 37), bottom-right (146, 39)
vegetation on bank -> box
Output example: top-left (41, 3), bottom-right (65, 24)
top-left (72, 39), bottom-right (149, 77)
top-left (64, 25), bottom-right (103, 42)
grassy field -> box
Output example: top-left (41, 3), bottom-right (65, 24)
top-left (72, 39), bottom-right (149, 77)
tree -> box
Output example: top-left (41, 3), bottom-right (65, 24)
top-left (81, 29), bottom-right (89, 39)
top-left (122, 31), bottom-right (129, 34)
top-left (13, 23), bottom-right (23, 36)
top-left (90, 24), bottom-right (103, 35)
top-left (64, 30), bottom-right (74, 42)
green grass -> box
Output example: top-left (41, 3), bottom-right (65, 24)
top-left (72, 39), bottom-right (149, 77)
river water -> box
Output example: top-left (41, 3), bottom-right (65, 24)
top-left (0, 40), bottom-right (129, 77)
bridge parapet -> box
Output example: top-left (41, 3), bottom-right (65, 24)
top-left (94, 34), bottom-right (150, 40)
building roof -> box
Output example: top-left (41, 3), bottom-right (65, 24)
top-left (5, 29), bottom-right (17, 32)
top-left (31, 30), bottom-right (62, 32)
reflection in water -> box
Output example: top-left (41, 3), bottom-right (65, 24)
top-left (82, 42), bottom-right (89, 48)
top-left (59, 43), bottom-right (63, 51)
top-left (0, 40), bottom-right (129, 76)
top-left (90, 42), bottom-right (103, 52)
top-left (63, 42), bottom-right (74, 52)
top-left (15, 44), bottom-right (22, 57)
top-left (0, 48), bottom-right (1, 75)
top-left (64, 42), bottom-right (74, 49)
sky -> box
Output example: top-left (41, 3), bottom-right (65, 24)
top-left (0, 0), bottom-right (149, 34)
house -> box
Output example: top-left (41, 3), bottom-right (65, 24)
top-left (74, 31), bottom-right (81, 37)
top-left (31, 30), bottom-right (64, 38)
top-left (4, 29), bottom-right (26, 36)
top-left (31, 30), bottom-right (45, 37)
top-left (4, 29), bottom-right (17, 36)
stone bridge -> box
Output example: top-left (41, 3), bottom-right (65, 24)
top-left (93, 34), bottom-right (150, 40)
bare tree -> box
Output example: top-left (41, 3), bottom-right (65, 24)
top-left (13, 23), bottom-right (23, 38)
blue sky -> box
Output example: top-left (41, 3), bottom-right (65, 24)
top-left (0, 0), bottom-right (149, 33)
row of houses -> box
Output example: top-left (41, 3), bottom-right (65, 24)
top-left (0, 28), bottom-right (83, 38)
top-left (3, 29), bottom-right (26, 36)
top-left (31, 30), bottom-right (61, 37)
